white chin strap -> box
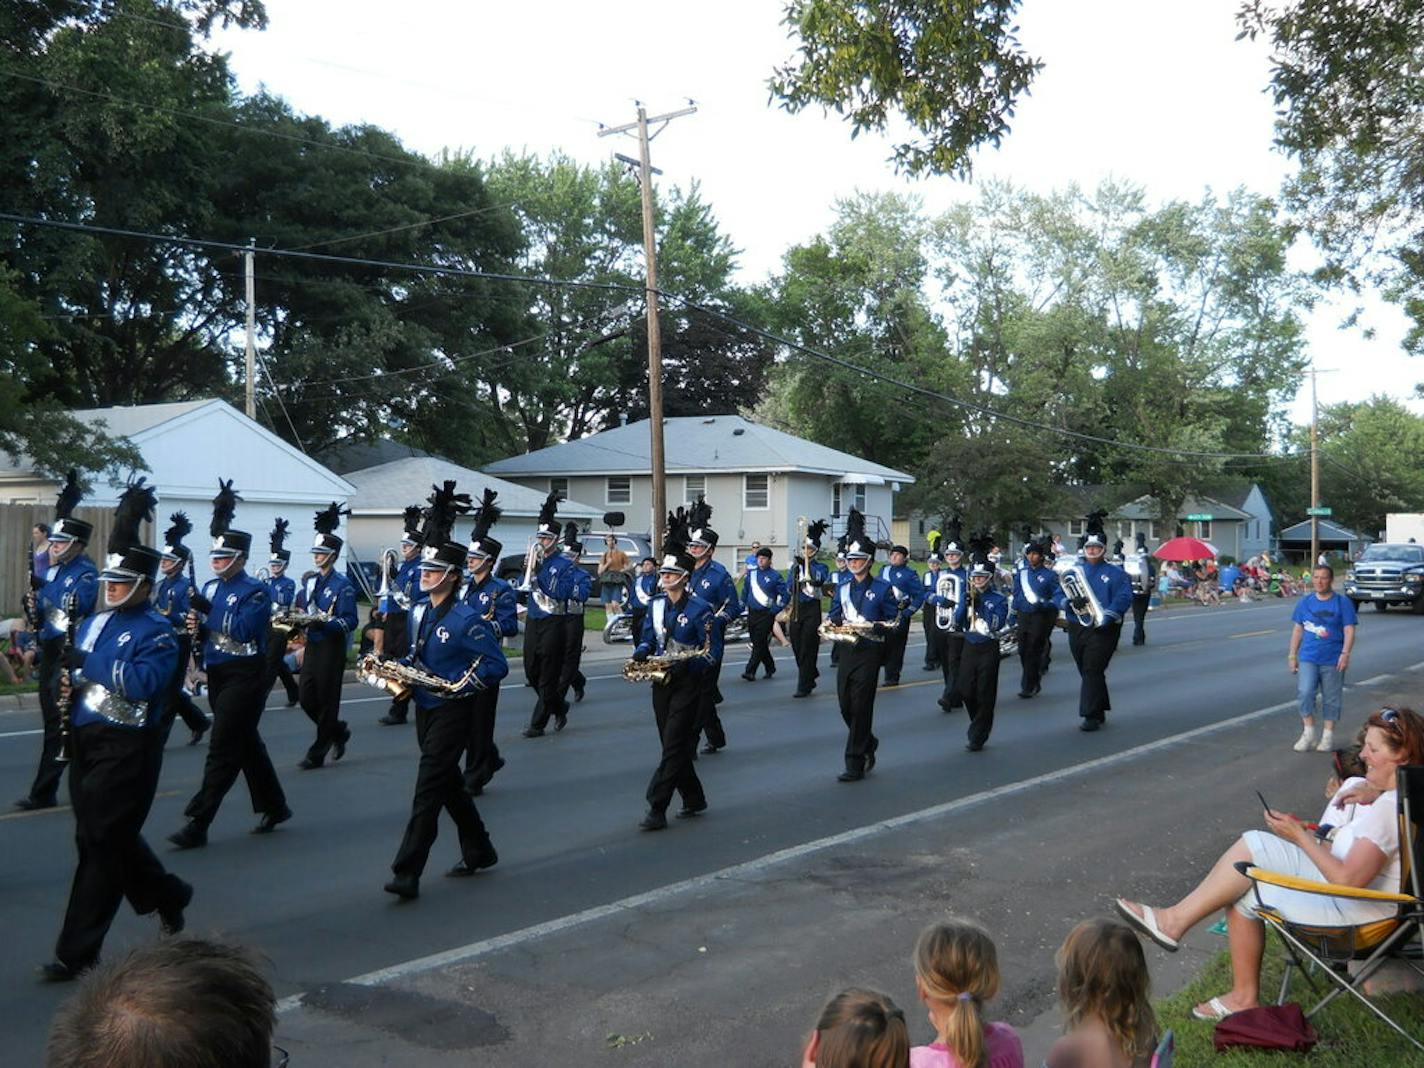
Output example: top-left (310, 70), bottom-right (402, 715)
top-left (104, 579), bottom-right (149, 610)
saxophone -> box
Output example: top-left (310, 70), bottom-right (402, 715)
top-left (622, 612), bottom-right (713, 684)
top-left (818, 619), bottom-right (884, 644)
top-left (271, 607), bottom-right (333, 636)
top-left (357, 653), bottom-right (485, 702)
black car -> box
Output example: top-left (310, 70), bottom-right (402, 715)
top-left (495, 531), bottom-right (654, 588)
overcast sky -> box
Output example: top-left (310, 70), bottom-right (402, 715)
top-left (212, 0), bottom-right (1421, 425)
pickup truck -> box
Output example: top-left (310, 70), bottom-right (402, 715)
top-left (1343, 543), bottom-right (1424, 613)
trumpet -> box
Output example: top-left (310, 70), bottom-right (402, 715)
top-left (375, 546), bottom-right (403, 610)
top-left (818, 619), bottom-right (884, 644)
top-left (515, 537), bottom-right (543, 593)
top-left (357, 653), bottom-right (485, 702)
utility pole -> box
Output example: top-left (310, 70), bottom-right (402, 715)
top-left (244, 240), bottom-right (257, 420)
top-left (599, 102), bottom-right (696, 556)
top-left (1310, 363), bottom-right (1319, 568)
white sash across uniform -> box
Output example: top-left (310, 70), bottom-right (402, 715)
top-left (651, 597), bottom-right (668, 649)
top-left (748, 572), bottom-right (771, 608)
top-left (839, 581), bottom-right (867, 624)
top-left (1018, 568), bottom-right (1040, 605)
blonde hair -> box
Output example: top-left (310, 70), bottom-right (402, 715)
top-left (811, 988), bottom-right (909, 1068)
top-left (913, 918), bottom-right (1000, 1068)
top-left (1055, 919), bottom-right (1157, 1062)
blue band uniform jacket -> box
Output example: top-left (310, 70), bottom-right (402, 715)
top-left (461, 574), bottom-right (519, 639)
top-left (383, 557), bottom-right (426, 614)
top-left (828, 574), bottom-right (901, 638)
top-left (960, 587), bottom-right (1010, 644)
top-left (1052, 559), bottom-right (1135, 625)
top-left (526, 554), bottom-right (591, 620)
top-left (634, 593), bottom-right (724, 675)
top-left (878, 563), bottom-right (926, 617)
top-left (39, 556), bottom-right (99, 641)
top-left (788, 559), bottom-right (831, 603)
top-left (402, 599), bottom-right (510, 710)
top-left (263, 574), bottom-right (296, 613)
top-left (742, 568), bottom-right (788, 614)
top-left (296, 569), bottom-right (359, 647)
top-left (154, 573), bottom-right (191, 630)
top-left (1011, 563), bottom-right (1059, 615)
top-left (198, 572), bottom-right (271, 665)
top-left (690, 558), bottom-right (742, 623)
top-left (70, 605), bottom-right (179, 730)
top-left (631, 571), bottom-right (658, 610)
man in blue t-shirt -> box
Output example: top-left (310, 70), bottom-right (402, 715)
top-left (1287, 564), bottom-right (1357, 753)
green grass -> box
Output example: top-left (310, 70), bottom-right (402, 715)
top-left (1156, 939), bottom-right (1424, 1066)
top-left (0, 680), bottom-right (37, 696)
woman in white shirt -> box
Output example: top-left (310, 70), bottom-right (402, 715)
top-left (1113, 706), bottom-right (1424, 1022)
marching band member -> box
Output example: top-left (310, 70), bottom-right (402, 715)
top-left (685, 497), bottom-right (741, 754)
top-left (460, 489), bottom-right (518, 794)
top-left (1129, 532), bottom-right (1156, 646)
top-left (295, 503), bottom-right (359, 769)
top-left (878, 544), bottom-right (925, 687)
top-left (556, 523), bottom-right (593, 711)
top-left (522, 496), bottom-right (586, 737)
top-left (630, 515), bottom-right (723, 831)
top-left (958, 547), bottom-right (1009, 752)
top-left (826, 509), bottom-right (906, 782)
top-left (787, 520), bottom-right (831, 699)
top-left (829, 547), bottom-right (850, 667)
top-left (1054, 515), bottom-right (1133, 732)
top-left (384, 511), bottom-right (507, 901)
top-left (41, 481), bottom-right (191, 980)
top-left (628, 556), bottom-right (658, 646)
top-left (1012, 537), bottom-right (1058, 699)
top-left (376, 506), bottom-right (427, 726)
top-left (170, 480), bottom-right (289, 849)
top-left (934, 519), bottom-right (968, 715)
top-left (18, 472), bottom-right (98, 812)
top-left (921, 542), bottom-right (944, 672)
top-left (153, 512), bottom-right (211, 744)
top-left (260, 518), bottom-right (300, 708)
top-left (740, 546), bottom-right (787, 681)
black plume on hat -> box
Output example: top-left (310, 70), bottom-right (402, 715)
top-left (269, 517), bottom-right (290, 555)
top-left (561, 520), bottom-right (582, 550)
top-left (211, 478), bottom-right (241, 538)
top-left (942, 514), bottom-right (964, 552)
top-left (164, 511), bottom-right (192, 551)
top-left (537, 490), bottom-right (559, 534)
top-left (659, 507), bottom-right (696, 572)
top-left (401, 505), bottom-right (424, 541)
top-left (469, 487), bottom-right (502, 543)
top-left (109, 476), bottom-right (156, 556)
top-left (806, 518), bottom-right (829, 548)
top-left (56, 469), bottom-right (83, 519)
top-left (419, 481), bottom-right (472, 548)
top-left (314, 501), bottom-right (350, 535)
top-left (689, 495), bottom-right (713, 531)
top-left (1135, 531), bottom-right (1148, 553)
top-left (1112, 538), bottom-right (1125, 557)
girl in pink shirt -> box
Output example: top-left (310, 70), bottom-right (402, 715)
top-left (911, 919), bottom-right (1024, 1068)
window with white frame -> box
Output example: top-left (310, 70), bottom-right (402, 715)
top-left (1068, 519), bottom-right (1084, 536)
top-left (548, 477), bottom-right (568, 501)
top-left (832, 483), bottom-right (866, 516)
top-left (683, 475), bottom-right (706, 504)
top-left (606, 476), bottom-right (630, 505)
top-left (744, 473), bottom-right (769, 510)
top-left (1196, 519), bottom-right (1212, 539)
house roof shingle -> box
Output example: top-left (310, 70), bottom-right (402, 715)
top-left (346, 457), bottom-right (602, 519)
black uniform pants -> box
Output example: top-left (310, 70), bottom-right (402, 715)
top-left (392, 700), bottom-right (491, 878)
top-left (1131, 593), bottom-right (1151, 645)
top-left (463, 684), bottom-right (502, 790)
top-left (744, 608), bottom-right (776, 677)
top-left (1017, 611), bottom-right (1056, 694)
top-left (263, 629), bottom-right (299, 704)
top-left (185, 658), bottom-right (287, 825)
top-left (921, 610), bottom-right (943, 669)
top-left (836, 640), bottom-right (885, 772)
top-left (56, 723), bottom-right (190, 970)
top-left (787, 600), bottom-right (822, 694)
top-left (300, 635), bottom-right (349, 761)
top-left (529, 614), bottom-right (569, 730)
top-left (557, 613), bottom-right (586, 701)
top-left (697, 657), bottom-right (728, 749)
top-left (645, 668), bottom-right (706, 814)
top-left (882, 619), bottom-right (910, 682)
top-left (29, 635), bottom-right (66, 804)
top-left (382, 610), bottom-right (412, 719)
top-left (628, 607), bottom-right (648, 646)
top-left (165, 633), bottom-right (207, 733)
top-left (1067, 621), bottom-right (1121, 722)
top-left (961, 640), bottom-right (1002, 747)
top-left (522, 614), bottom-right (542, 688)
top-left (940, 632), bottom-right (965, 709)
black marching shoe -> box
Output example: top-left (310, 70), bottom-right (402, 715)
top-left (377, 712), bottom-right (407, 726)
top-left (865, 741), bottom-right (878, 774)
top-left (37, 961), bottom-right (78, 983)
top-left (883, 676), bottom-right (900, 687)
top-left (740, 672), bottom-right (757, 681)
top-left (251, 806), bottom-right (293, 834)
top-left (522, 727), bottom-right (544, 738)
top-left (384, 874), bottom-right (419, 900)
top-left (297, 756), bottom-right (324, 770)
top-left (965, 740), bottom-right (985, 752)
top-left (14, 795), bottom-right (57, 812)
top-left (792, 689), bottom-right (812, 699)
top-left (333, 727), bottom-right (350, 762)
top-left (700, 742), bottom-right (722, 755)
top-left (284, 690), bottom-right (299, 708)
top-left (1079, 717), bottom-right (1104, 733)
top-left (553, 711), bottom-right (568, 732)
top-left (167, 821), bottom-right (208, 850)
top-left (639, 809), bottom-right (668, 831)
top-left (158, 881), bottom-right (194, 936)
top-left (676, 801), bottom-right (708, 819)
top-left (937, 697), bottom-right (957, 714)
top-left (187, 719), bottom-right (210, 746)
top-left (447, 843), bottom-right (499, 876)
top-left (1017, 690), bottom-right (1035, 699)
top-left (573, 681), bottom-right (585, 703)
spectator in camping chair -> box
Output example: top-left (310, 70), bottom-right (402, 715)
top-left (1112, 707), bottom-right (1424, 1045)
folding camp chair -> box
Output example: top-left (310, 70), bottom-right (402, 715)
top-left (1236, 764), bottom-right (1424, 1052)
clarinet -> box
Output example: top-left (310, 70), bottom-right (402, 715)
top-left (186, 554), bottom-right (207, 671)
top-left (23, 542), bottom-right (43, 630)
top-left (55, 591), bottom-right (78, 764)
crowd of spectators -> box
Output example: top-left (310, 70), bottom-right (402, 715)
top-left (1159, 553), bottom-right (1301, 606)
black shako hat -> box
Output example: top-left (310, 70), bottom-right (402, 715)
top-left (844, 508), bottom-right (875, 560)
top-left (268, 517), bottom-right (291, 564)
top-left (418, 481), bottom-right (473, 574)
top-left (101, 477), bottom-right (161, 583)
top-left (311, 501), bottom-right (350, 556)
top-left (466, 488), bottom-right (504, 561)
top-left (49, 469), bottom-right (92, 544)
top-left (535, 491), bottom-right (560, 539)
top-left (1081, 509), bottom-right (1109, 549)
top-left (161, 511), bottom-right (193, 562)
top-left (400, 505), bottom-right (425, 547)
top-left (209, 478), bottom-right (251, 558)
top-left (941, 514), bottom-right (965, 556)
top-left (658, 507), bottom-right (697, 574)
top-left (687, 495), bottom-right (718, 548)
top-left (805, 518), bottom-right (829, 550)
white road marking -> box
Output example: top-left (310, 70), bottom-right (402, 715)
top-left (0, 729), bottom-right (41, 739)
top-left (1354, 675), bottom-right (1394, 687)
top-left (277, 694), bottom-right (1298, 1012)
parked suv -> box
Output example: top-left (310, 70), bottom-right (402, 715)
top-left (495, 531), bottom-right (653, 588)
top-left (1343, 543), bottom-right (1424, 613)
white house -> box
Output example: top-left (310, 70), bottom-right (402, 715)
top-left (343, 454), bottom-right (603, 563)
top-left (0, 399), bottom-right (354, 585)
top-left (483, 414), bottom-right (915, 567)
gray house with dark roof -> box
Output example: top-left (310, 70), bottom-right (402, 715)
top-left (483, 415), bottom-right (914, 568)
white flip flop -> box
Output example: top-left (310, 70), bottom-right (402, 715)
top-left (1114, 897), bottom-right (1180, 952)
top-left (1191, 996), bottom-right (1234, 1021)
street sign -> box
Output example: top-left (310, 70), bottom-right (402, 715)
top-left (1306, 506), bottom-right (1333, 517)
top-left (1185, 513), bottom-right (1213, 522)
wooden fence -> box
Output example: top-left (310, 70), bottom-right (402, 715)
top-left (0, 504), bottom-right (153, 623)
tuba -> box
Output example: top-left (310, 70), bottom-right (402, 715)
top-left (357, 653), bottom-right (484, 702)
top-left (1057, 557), bottom-right (1106, 627)
top-left (1124, 552), bottom-right (1148, 595)
top-left (934, 570), bottom-right (962, 631)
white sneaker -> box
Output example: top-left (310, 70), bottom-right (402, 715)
top-left (1317, 729), bottom-right (1335, 752)
top-left (1293, 728), bottom-right (1317, 752)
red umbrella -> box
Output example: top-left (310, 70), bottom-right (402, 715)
top-left (1153, 536), bottom-right (1218, 561)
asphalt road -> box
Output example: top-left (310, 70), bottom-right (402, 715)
top-left (3, 597), bottom-right (1422, 1065)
